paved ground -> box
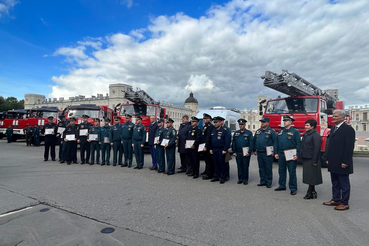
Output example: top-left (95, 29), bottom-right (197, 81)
top-left (0, 140), bottom-right (369, 246)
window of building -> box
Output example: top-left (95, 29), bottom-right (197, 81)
top-left (363, 124), bottom-right (367, 131)
top-left (356, 125), bottom-right (359, 131)
top-left (364, 112), bottom-right (368, 121)
top-left (356, 114), bottom-right (359, 121)
top-left (253, 125), bottom-right (255, 129)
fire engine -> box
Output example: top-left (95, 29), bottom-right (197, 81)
top-left (63, 104), bottom-right (114, 124)
top-left (0, 107), bottom-right (60, 141)
top-left (114, 88), bottom-right (166, 141)
top-left (261, 70), bottom-right (347, 164)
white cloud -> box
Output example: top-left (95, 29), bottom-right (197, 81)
top-left (50, 0), bottom-right (369, 109)
top-left (0, 0), bottom-right (18, 18)
top-left (120, 0), bottom-right (133, 9)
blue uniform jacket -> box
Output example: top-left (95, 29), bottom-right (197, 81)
top-left (165, 127), bottom-right (177, 147)
top-left (99, 125), bottom-right (111, 143)
top-left (210, 127), bottom-right (230, 151)
top-left (253, 126), bottom-right (277, 152)
top-left (6, 128), bottom-right (13, 135)
top-left (155, 126), bottom-right (166, 144)
top-left (33, 127), bottom-right (40, 137)
top-left (276, 127), bottom-right (301, 156)
top-left (132, 123), bottom-right (146, 145)
top-left (89, 126), bottom-right (101, 141)
top-left (110, 124), bottom-right (122, 142)
top-left (232, 129), bottom-right (254, 154)
top-left (120, 122), bottom-right (134, 140)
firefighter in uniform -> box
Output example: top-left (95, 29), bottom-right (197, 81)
top-left (132, 116), bottom-right (146, 169)
top-left (110, 117), bottom-right (123, 166)
top-left (177, 115), bottom-right (191, 173)
top-left (24, 124), bottom-right (33, 146)
top-left (63, 117), bottom-right (79, 165)
top-left (253, 117), bottom-right (277, 188)
top-left (99, 118), bottom-right (111, 166)
top-left (33, 124), bottom-right (40, 146)
top-left (164, 118), bottom-right (177, 175)
top-left (185, 116), bottom-right (202, 179)
top-left (154, 119), bottom-right (166, 173)
top-left (78, 115), bottom-right (92, 164)
top-left (232, 119), bottom-right (254, 185)
top-left (201, 113), bottom-right (215, 180)
top-left (210, 116), bottom-right (231, 184)
top-left (6, 125), bottom-right (13, 143)
top-left (121, 114), bottom-right (134, 167)
top-left (42, 116), bottom-right (57, 161)
top-left (275, 115), bottom-right (301, 195)
top-left (221, 118), bottom-right (232, 181)
top-left (56, 115), bottom-right (67, 162)
top-left (88, 118), bottom-right (101, 165)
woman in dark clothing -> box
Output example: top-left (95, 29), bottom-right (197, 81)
top-left (300, 119), bottom-right (323, 199)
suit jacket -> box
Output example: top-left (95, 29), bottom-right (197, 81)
top-left (148, 121), bottom-right (158, 146)
top-left (177, 122), bottom-right (191, 153)
top-left (327, 123), bottom-right (355, 175)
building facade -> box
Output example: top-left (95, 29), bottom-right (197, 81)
top-left (241, 95), bottom-right (267, 132)
top-left (349, 105), bottom-right (369, 132)
top-left (24, 84), bottom-right (198, 129)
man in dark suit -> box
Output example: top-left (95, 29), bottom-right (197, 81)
top-left (324, 110), bottom-right (355, 211)
top-left (177, 115), bottom-right (191, 173)
top-left (148, 116), bottom-right (158, 170)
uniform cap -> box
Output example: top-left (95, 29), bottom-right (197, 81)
top-left (259, 117), bottom-right (270, 122)
top-left (136, 115), bottom-right (142, 120)
top-left (167, 118), bottom-right (174, 123)
top-left (203, 113), bottom-right (212, 120)
top-left (237, 119), bottom-right (247, 125)
top-left (94, 118), bottom-right (100, 121)
top-left (70, 117), bottom-right (76, 121)
top-left (283, 115), bottom-right (295, 122)
top-left (114, 116), bottom-right (120, 120)
top-left (82, 114), bottom-right (89, 119)
top-left (125, 114), bottom-right (132, 118)
top-left (47, 116), bottom-right (54, 120)
top-left (191, 116), bottom-right (199, 122)
top-left (213, 116), bottom-right (224, 122)
top-left (158, 119), bottom-right (164, 123)
top-left (104, 117), bottom-right (111, 122)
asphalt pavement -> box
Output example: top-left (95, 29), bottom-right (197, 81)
top-left (0, 140), bottom-right (369, 246)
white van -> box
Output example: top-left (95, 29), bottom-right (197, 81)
top-left (195, 106), bottom-right (242, 133)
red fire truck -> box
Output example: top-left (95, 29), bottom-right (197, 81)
top-left (261, 70), bottom-right (347, 165)
top-left (63, 104), bottom-right (114, 124)
top-left (0, 107), bottom-right (60, 141)
top-left (114, 88), bottom-right (166, 142)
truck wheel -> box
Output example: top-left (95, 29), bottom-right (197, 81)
top-left (0, 134), bottom-right (3, 140)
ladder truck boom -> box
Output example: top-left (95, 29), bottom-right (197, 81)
top-left (124, 88), bottom-right (157, 105)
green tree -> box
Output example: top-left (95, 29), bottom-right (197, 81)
top-left (0, 96), bottom-right (24, 112)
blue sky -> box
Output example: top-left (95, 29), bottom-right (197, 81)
top-left (0, 0), bottom-right (229, 99)
top-left (1, 0), bottom-right (368, 110)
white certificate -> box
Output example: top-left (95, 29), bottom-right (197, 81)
top-left (284, 149), bottom-right (297, 161)
top-left (161, 138), bottom-right (169, 146)
top-left (198, 143), bottom-right (205, 152)
top-left (79, 129), bottom-right (88, 136)
top-left (66, 134), bottom-right (76, 141)
top-left (89, 134), bottom-right (98, 141)
top-left (45, 128), bottom-right (54, 135)
top-left (57, 127), bottom-right (65, 134)
top-left (266, 146), bottom-right (274, 156)
top-left (154, 136), bottom-right (160, 144)
top-left (104, 137), bottom-right (110, 143)
top-left (242, 147), bottom-right (249, 156)
top-left (186, 140), bottom-right (195, 149)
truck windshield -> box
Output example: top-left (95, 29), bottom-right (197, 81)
top-left (29, 111), bottom-right (58, 119)
top-left (68, 110), bottom-right (99, 118)
top-left (265, 98), bottom-right (318, 114)
top-left (120, 105), bottom-right (148, 116)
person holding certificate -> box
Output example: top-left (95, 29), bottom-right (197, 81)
top-left (164, 118), bottom-right (177, 175)
top-left (253, 117), bottom-right (277, 188)
top-left (33, 124), bottom-right (40, 146)
top-left (200, 113), bottom-right (215, 180)
top-left (209, 116), bottom-right (231, 184)
top-left (63, 117), bottom-right (79, 165)
top-left (132, 116), bottom-right (146, 169)
top-left (232, 119), bottom-right (254, 185)
top-left (99, 118), bottom-right (111, 166)
top-left (148, 116), bottom-right (158, 170)
top-left (78, 115), bottom-right (92, 164)
top-left (110, 117), bottom-right (123, 166)
top-left (89, 118), bottom-right (101, 165)
top-left (154, 119), bottom-right (166, 173)
top-left (299, 119), bottom-right (322, 199)
top-left (56, 115), bottom-right (68, 163)
top-left (120, 114), bottom-right (135, 167)
top-left (177, 115), bottom-right (192, 174)
top-left (185, 117), bottom-right (202, 179)
top-left (41, 116), bottom-right (57, 161)
top-left (274, 115), bottom-right (301, 195)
